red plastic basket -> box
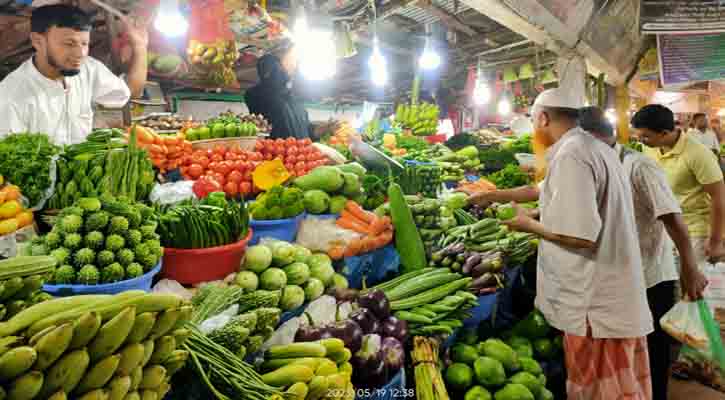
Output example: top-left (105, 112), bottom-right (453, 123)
top-left (162, 230), bottom-right (253, 284)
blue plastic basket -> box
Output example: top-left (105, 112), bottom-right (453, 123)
top-left (43, 262), bottom-right (162, 296)
top-left (464, 292), bottom-right (499, 328)
top-left (308, 213), bottom-right (339, 220)
top-left (444, 181), bottom-right (458, 189)
top-left (465, 174), bottom-right (480, 182)
top-left (340, 245), bottom-right (400, 289)
top-left (249, 214), bottom-right (305, 245)
top-left (356, 369), bottom-right (406, 400)
top-left (404, 160), bottom-right (435, 166)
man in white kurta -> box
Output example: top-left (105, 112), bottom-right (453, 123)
top-left (503, 89), bottom-right (653, 400)
top-left (0, 4), bottom-right (148, 145)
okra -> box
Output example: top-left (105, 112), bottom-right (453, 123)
top-left (394, 311), bottom-right (433, 324)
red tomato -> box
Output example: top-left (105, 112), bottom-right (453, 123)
top-left (227, 170), bottom-right (243, 184)
top-left (214, 161), bottom-right (231, 176)
top-left (254, 141), bottom-right (264, 151)
top-left (284, 162), bottom-right (294, 171)
top-left (275, 138), bottom-right (285, 146)
top-left (210, 154), bottom-right (224, 162)
top-left (193, 150), bottom-right (206, 158)
top-left (198, 156), bottom-right (210, 168)
top-left (264, 153), bottom-right (274, 160)
top-left (239, 152), bottom-right (248, 161)
top-left (273, 145), bottom-right (284, 156)
top-left (285, 137), bottom-right (296, 146)
top-left (301, 138), bottom-right (312, 146)
top-left (287, 154), bottom-right (299, 164)
top-left (287, 146), bottom-right (298, 156)
top-left (224, 152), bottom-right (236, 161)
top-left (231, 160), bottom-right (243, 171)
top-left (229, 145), bottom-right (243, 155)
top-left (239, 181), bottom-right (252, 195)
top-left (294, 161), bottom-right (306, 170)
top-left (243, 170), bottom-right (253, 180)
top-left (212, 172), bottom-right (226, 186)
top-left (206, 149), bottom-right (214, 158)
top-left (208, 161), bottom-right (219, 172)
top-left (213, 145), bottom-right (226, 155)
top-left (188, 164), bottom-right (203, 179)
top-left (224, 182), bottom-right (239, 197)
top-left (192, 176), bottom-right (222, 199)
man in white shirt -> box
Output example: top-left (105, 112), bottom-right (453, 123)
top-left (687, 113), bottom-right (720, 153)
top-left (0, 5), bottom-right (148, 145)
top-left (503, 90), bottom-right (654, 400)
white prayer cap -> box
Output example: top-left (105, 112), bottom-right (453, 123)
top-left (532, 88), bottom-right (583, 110)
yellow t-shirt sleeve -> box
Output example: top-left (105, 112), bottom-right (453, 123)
top-left (687, 143), bottom-right (723, 185)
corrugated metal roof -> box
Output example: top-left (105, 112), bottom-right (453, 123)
top-left (394, 0), bottom-right (471, 25)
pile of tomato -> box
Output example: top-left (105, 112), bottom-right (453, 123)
top-left (254, 137), bottom-right (326, 176)
top-left (178, 138), bottom-right (326, 198)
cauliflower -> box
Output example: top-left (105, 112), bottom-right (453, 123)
top-left (44, 231), bottom-right (62, 250)
top-left (74, 248), bottom-right (96, 266)
top-left (125, 263), bottom-right (144, 279)
top-left (84, 231), bottom-right (105, 250)
top-left (85, 211), bottom-right (110, 232)
top-left (125, 230), bottom-right (143, 248)
top-left (109, 216), bottom-right (130, 234)
top-left (50, 248), bottom-right (71, 265)
top-left (96, 250), bottom-right (115, 267)
top-left (52, 265), bottom-right (76, 284)
top-left (105, 234), bottom-right (125, 252)
top-left (77, 265), bottom-right (100, 285)
top-left (101, 263), bottom-right (125, 283)
top-left (63, 234), bottom-right (82, 251)
top-left (117, 249), bottom-right (135, 266)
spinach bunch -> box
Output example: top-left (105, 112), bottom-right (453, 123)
top-left (0, 133), bottom-right (60, 206)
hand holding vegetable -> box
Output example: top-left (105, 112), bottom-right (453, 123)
top-left (499, 203), bottom-right (536, 233)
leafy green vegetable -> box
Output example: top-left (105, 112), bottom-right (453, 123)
top-left (485, 164), bottom-right (531, 189)
top-left (445, 133), bottom-right (481, 150)
top-left (0, 133), bottom-right (60, 207)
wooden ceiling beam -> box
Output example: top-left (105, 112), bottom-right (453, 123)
top-left (417, 0), bottom-right (476, 36)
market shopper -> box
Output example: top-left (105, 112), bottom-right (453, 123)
top-left (633, 105), bottom-right (725, 264)
top-left (501, 90), bottom-right (653, 400)
top-left (0, 5), bottom-right (148, 144)
top-left (245, 41), bottom-right (336, 140)
top-left (687, 113), bottom-right (720, 153)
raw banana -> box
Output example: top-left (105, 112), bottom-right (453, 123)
top-left (75, 354), bottom-right (121, 394)
top-left (149, 336), bottom-right (175, 364)
top-left (39, 348), bottom-right (90, 397)
top-left (147, 309), bottom-right (179, 340)
top-left (129, 367), bottom-right (142, 391)
top-left (89, 307), bottom-right (136, 361)
top-left (140, 340), bottom-right (154, 368)
top-left (0, 337), bottom-right (22, 357)
top-left (139, 390), bottom-right (157, 400)
top-left (7, 301), bottom-right (25, 318)
top-left (34, 322), bottom-right (74, 370)
top-left (157, 380), bottom-right (171, 399)
top-left (47, 391), bottom-right (67, 400)
top-left (70, 312), bottom-right (102, 350)
top-left (125, 312), bottom-right (157, 344)
top-left (108, 376), bottom-right (132, 400)
top-left (170, 328), bottom-right (191, 347)
top-left (139, 365), bottom-right (166, 389)
top-left (6, 371), bottom-right (43, 400)
top-left (162, 360), bottom-right (185, 376)
top-left (172, 306), bottom-right (192, 330)
top-left (78, 389), bottom-right (109, 400)
top-left (0, 346), bottom-right (36, 381)
top-left (28, 325), bottom-right (56, 346)
top-left (123, 392), bottom-right (140, 400)
top-left (13, 276), bottom-right (44, 300)
top-left (116, 343), bottom-right (145, 377)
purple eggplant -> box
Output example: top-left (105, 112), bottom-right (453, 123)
top-left (331, 288), bottom-right (359, 302)
top-left (382, 336), bottom-right (405, 372)
top-left (295, 325), bottom-right (323, 342)
top-left (354, 359), bottom-right (386, 388)
top-left (381, 316), bottom-right (409, 343)
top-left (470, 272), bottom-right (498, 290)
top-left (353, 334), bottom-right (383, 371)
top-left (462, 253), bottom-right (482, 274)
top-left (369, 319), bottom-right (381, 335)
top-left (350, 308), bottom-right (377, 334)
top-left (329, 320), bottom-right (364, 353)
top-left (357, 289), bottom-right (391, 319)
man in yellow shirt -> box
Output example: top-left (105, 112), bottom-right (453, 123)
top-left (633, 104), bottom-right (725, 263)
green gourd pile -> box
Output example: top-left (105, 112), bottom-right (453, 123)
top-left (0, 257), bottom-right (56, 322)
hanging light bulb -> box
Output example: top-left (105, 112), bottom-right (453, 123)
top-left (419, 37), bottom-right (441, 70)
top-left (498, 98), bottom-right (512, 115)
top-left (605, 108), bottom-right (617, 124)
top-left (473, 65), bottom-right (489, 105)
top-left (369, 38), bottom-right (387, 86)
top-left (295, 12), bottom-right (336, 81)
top-left (154, 0), bottom-right (188, 37)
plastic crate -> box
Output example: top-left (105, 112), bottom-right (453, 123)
top-left (249, 214), bottom-right (305, 245)
top-left (162, 231), bottom-right (253, 284)
top-left (356, 369), bottom-right (406, 400)
top-left (43, 262), bottom-right (162, 296)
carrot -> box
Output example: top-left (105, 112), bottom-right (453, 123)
top-left (328, 245), bottom-right (345, 260)
top-left (336, 217), bottom-right (372, 235)
top-left (340, 210), bottom-right (370, 227)
top-left (380, 229), bottom-right (394, 244)
top-left (359, 237), bottom-right (375, 253)
top-left (369, 217), bottom-right (385, 236)
top-left (344, 240), bottom-right (362, 258)
top-left (345, 201), bottom-right (375, 224)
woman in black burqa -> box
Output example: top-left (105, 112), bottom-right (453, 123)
top-left (244, 42), bottom-right (314, 139)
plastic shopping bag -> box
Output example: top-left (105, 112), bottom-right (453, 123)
top-left (663, 299), bottom-right (725, 392)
